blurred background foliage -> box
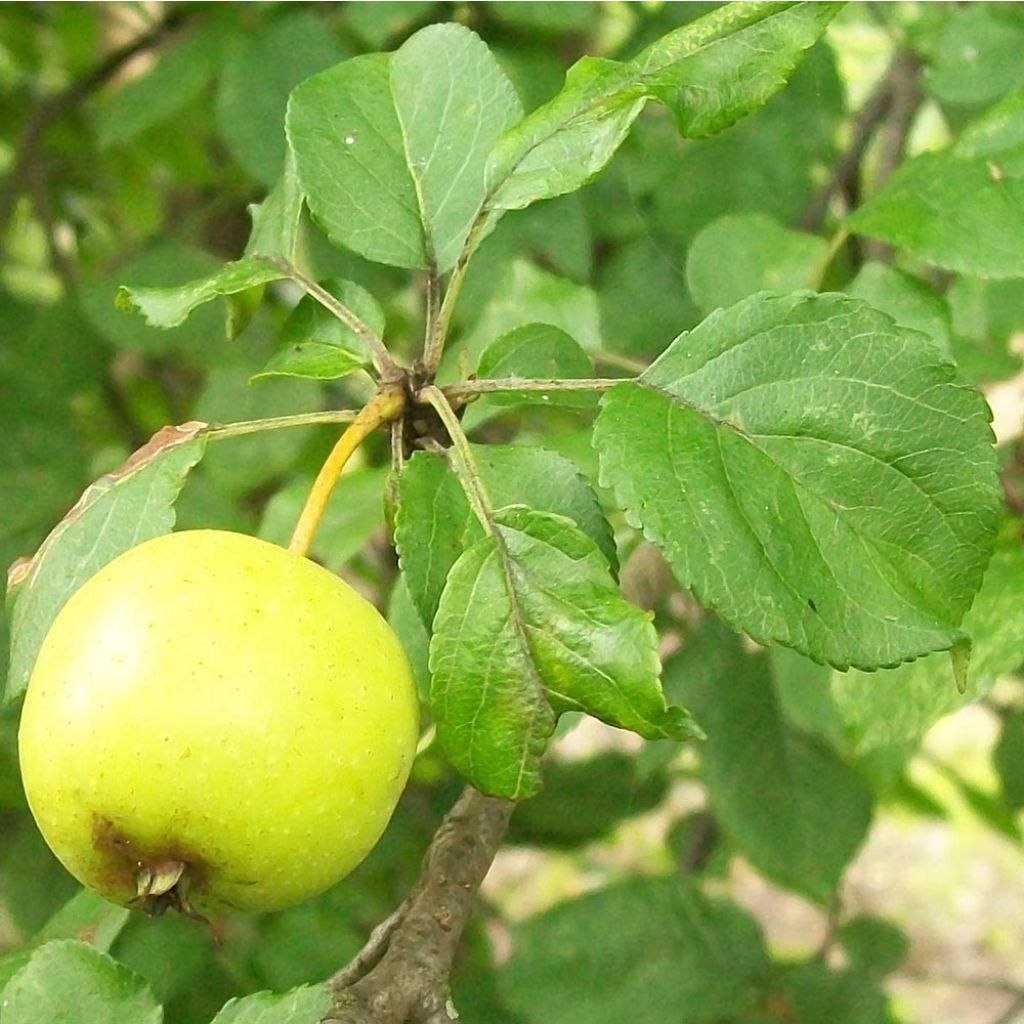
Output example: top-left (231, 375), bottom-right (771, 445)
top-left (3, 4), bottom-right (1024, 1023)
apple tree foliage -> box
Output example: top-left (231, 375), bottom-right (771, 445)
top-left (2, 3), bottom-right (1024, 1022)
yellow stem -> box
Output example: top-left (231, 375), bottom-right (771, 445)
top-left (288, 385), bottom-right (406, 558)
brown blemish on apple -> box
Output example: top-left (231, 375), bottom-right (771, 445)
top-left (91, 813), bottom-right (212, 918)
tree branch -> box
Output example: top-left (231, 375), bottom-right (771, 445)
top-left (325, 786), bottom-right (514, 1024)
top-left (0, 6), bottom-right (191, 245)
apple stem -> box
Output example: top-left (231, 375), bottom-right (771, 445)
top-left (289, 385), bottom-right (406, 558)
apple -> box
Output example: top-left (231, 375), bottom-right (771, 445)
top-left (18, 529), bottom-right (419, 915)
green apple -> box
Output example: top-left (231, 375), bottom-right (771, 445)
top-left (18, 529), bottom-right (419, 914)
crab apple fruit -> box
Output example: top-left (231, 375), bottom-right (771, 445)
top-left (18, 529), bottom-right (419, 914)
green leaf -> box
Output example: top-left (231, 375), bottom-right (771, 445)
top-left (430, 508), bottom-right (693, 798)
top-left (287, 24), bottom-right (521, 272)
top-left (97, 26), bottom-right (219, 147)
top-left (956, 87), bottom-right (1024, 174)
top-left (463, 323), bottom-right (595, 429)
top-left (838, 915), bottom-right (911, 978)
top-left (395, 444), bottom-right (617, 630)
top-left (453, 259), bottom-right (602, 373)
top-left (209, 985), bottom-right (333, 1024)
top-left (594, 291), bottom-right (1000, 671)
top-left (217, 11), bottom-right (344, 186)
top-left (685, 213), bottom-right (826, 314)
top-left (507, 751), bottom-right (669, 848)
top-left (0, 890), bottom-right (130, 993)
top-left (995, 710), bottom-right (1024, 811)
top-left (848, 149), bottom-right (1024, 280)
top-left (924, 6), bottom-right (1024, 108)
top-left (6, 425), bottom-right (207, 701)
top-left (830, 518), bottom-right (1024, 755)
top-left (487, 1), bottom-right (838, 211)
top-left (499, 877), bottom-right (770, 1024)
top-left (116, 256), bottom-right (282, 331)
top-left (667, 621), bottom-right (873, 903)
top-left (344, 2), bottom-right (439, 48)
top-left (947, 274), bottom-right (1024, 382)
top-left (258, 467), bottom-right (387, 570)
top-left (846, 262), bottom-right (952, 357)
top-left (0, 940), bottom-right (161, 1024)
top-left (117, 158), bottom-right (304, 331)
top-left (476, 323), bottom-right (594, 400)
top-left (778, 961), bottom-right (894, 1024)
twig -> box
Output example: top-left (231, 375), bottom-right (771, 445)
top-left (325, 786), bottom-right (514, 1024)
top-left (860, 50), bottom-right (921, 263)
top-left (443, 376), bottom-right (623, 400)
top-left (800, 50), bottom-right (920, 234)
top-left (259, 257), bottom-right (402, 381)
top-left (0, 6), bottom-right (191, 245)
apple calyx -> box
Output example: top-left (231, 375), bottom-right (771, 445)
top-left (133, 858), bottom-right (192, 916)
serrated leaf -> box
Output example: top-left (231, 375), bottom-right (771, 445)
top-left (595, 291), bottom-right (1000, 671)
top-left (254, 279), bottom-right (380, 382)
top-left (0, 940), bottom-right (161, 1024)
top-left (6, 424), bottom-right (207, 701)
top-left (208, 984), bottom-right (332, 1024)
top-left (499, 878), bottom-right (770, 1024)
top-left (829, 518), bottom-right (1024, 755)
top-left (666, 621), bottom-right (873, 903)
top-left (846, 262), bottom-right (953, 357)
top-left (287, 24), bottom-right (521, 272)
top-left (395, 445), bottom-right (617, 630)
top-left (116, 256), bottom-right (282, 330)
top-left (848, 149), bottom-right (1024, 279)
top-left (429, 507), bottom-right (693, 799)
top-left (685, 213), bottom-right (826, 315)
top-left (117, 158), bottom-right (304, 330)
top-left (486, 1), bottom-right (838, 212)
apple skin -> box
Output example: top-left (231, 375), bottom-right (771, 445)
top-left (18, 529), bottom-right (419, 914)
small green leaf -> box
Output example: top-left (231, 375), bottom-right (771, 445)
top-left (487, 1), bottom-right (839, 212)
top-left (666, 621), bottom-right (873, 903)
top-left (116, 256), bottom-right (282, 330)
top-left (208, 984), bottom-right (333, 1023)
top-left (287, 24), bottom-right (521, 272)
top-left (476, 323), bottom-right (594, 399)
top-left (685, 213), bottom-right (826, 314)
top-left (453, 260), bottom-right (602, 372)
top-left (464, 323), bottom-right (595, 429)
top-left (429, 507), bottom-right (693, 799)
top-left (117, 158), bottom-right (304, 331)
top-left (838, 915), bottom-right (910, 978)
top-left (395, 445), bottom-right (617, 630)
top-left (0, 940), bottom-right (161, 1024)
top-left (595, 291), bottom-right (1000, 671)
top-left (6, 425), bottom-right (207, 701)
top-left (778, 960), bottom-right (893, 1024)
top-left (254, 279), bottom-right (381, 381)
top-left (499, 877), bottom-right (770, 1024)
